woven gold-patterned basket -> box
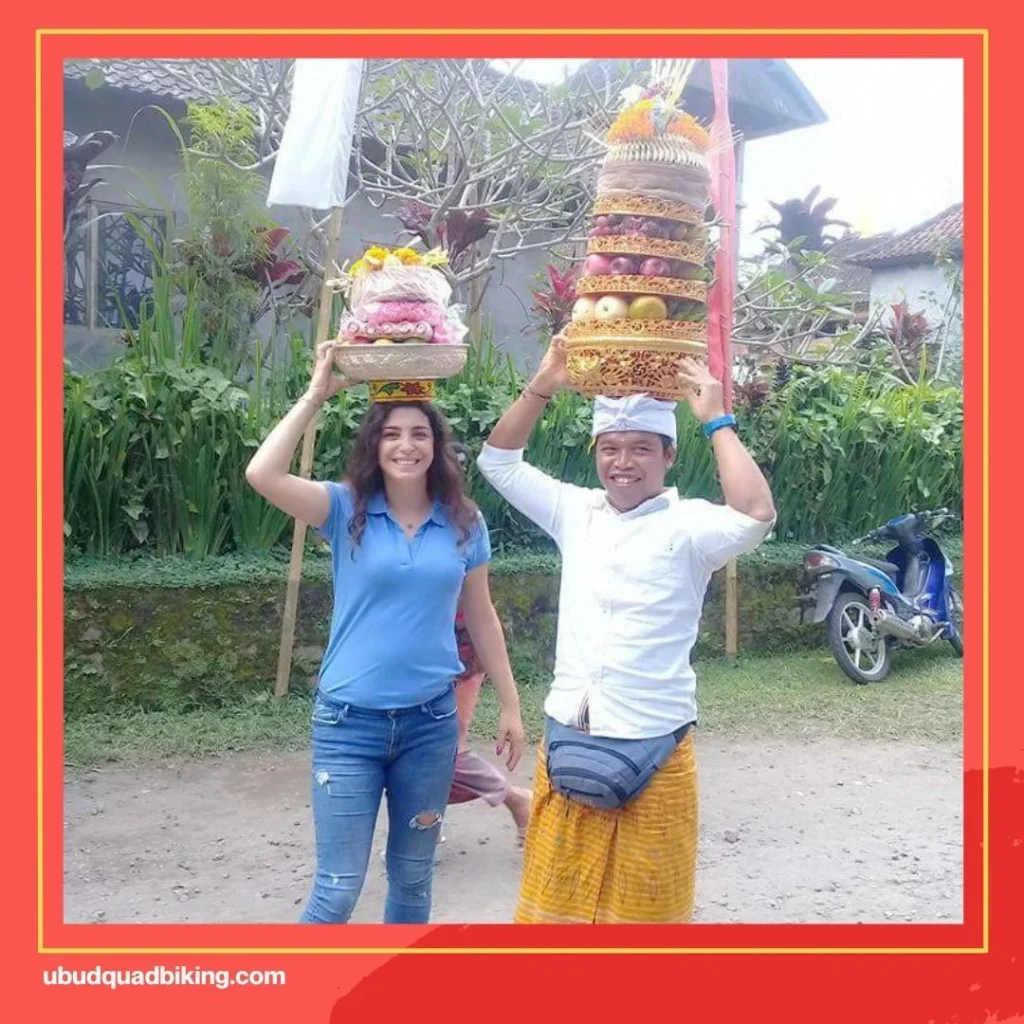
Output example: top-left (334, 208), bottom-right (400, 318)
top-left (592, 194), bottom-right (703, 225)
top-left (565, 317), bottom-right (707, 344)
top-left (333, 343), bottom-right (468, 383)
top-left (586, 236), bottom-right (706, 265)
top-left (564, 334), bottom-right (706, 401)
top-left (576, 275), bottom-right (708, 303)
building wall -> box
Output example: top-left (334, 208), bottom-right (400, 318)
top-left (869, 263), bottom-right (953, 323)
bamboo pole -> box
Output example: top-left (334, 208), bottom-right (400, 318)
top-left (722, 79), bottom-right (743, 662)
top-left (725, 557), bottom-right (739, 660)
top-left (274, 206), bottom-right (345, 698)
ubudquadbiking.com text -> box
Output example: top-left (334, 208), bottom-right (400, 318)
top-left (42, 965), bottom-right (286, 990)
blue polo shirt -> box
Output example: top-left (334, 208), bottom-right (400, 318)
top-left (313, 482), bottom-right (491, 708)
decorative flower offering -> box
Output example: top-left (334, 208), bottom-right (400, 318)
top-left (565, 60), bottom-right (716, 400)
top-left (334, 245), bottom-right (469, 401)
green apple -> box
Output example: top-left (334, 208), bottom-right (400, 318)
top-left (572, 296), bottom-right (598, 321)
top-left (594, 295), bottom-right (631, 320)
top-left (628, 295), bottom-right (668, 320)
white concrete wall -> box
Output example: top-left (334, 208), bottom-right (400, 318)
top-left (869, 263), bottom-right (951, 324)
top-left (868, 261), bottom-right (963, 381)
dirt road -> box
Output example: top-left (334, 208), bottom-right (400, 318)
top-left (64, 736), bottom-right (962, 924)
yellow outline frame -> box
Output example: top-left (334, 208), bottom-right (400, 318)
top-left (37, 28), bottom-right (983, 954)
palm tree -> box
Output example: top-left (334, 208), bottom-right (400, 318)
top-left (756, 186), bottom-right (850, 252)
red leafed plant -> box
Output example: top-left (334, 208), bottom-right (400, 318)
top-left (185, 224), bottom-right (307, 288)
top-left (733, 378), bottom-right (771, 415)
top-left (886, 301), bottom-right (931, 368)
top-left (395, 201), bottom-right (495, 273)
top-left (245, 226), bottom-right (306, 286)
top-left (530, 264), bottom-right (577, 336)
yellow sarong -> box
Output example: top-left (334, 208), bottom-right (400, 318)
top-left (515, 734), bottom-right (698, 924)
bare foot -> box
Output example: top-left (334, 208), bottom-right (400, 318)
top-left (505, 786), bottom-right (533, 845)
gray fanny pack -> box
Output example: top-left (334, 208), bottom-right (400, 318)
top-left (545, 716), bottom-right (691, 811)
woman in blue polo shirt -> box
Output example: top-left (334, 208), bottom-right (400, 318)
top-left (246, 340), bottom-right (526, 924)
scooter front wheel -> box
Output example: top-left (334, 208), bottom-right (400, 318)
top-left (827, 592), bottom-right (893, 684)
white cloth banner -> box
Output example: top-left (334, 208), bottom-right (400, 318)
top-left (267, 58), bottom-right (364, 210)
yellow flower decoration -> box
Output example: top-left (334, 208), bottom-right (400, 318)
top-left (392, 247), bottom-right (422, 265)
top-left (606, 98), bottom-right (710, 149)
top-left (349, 244), bottom-right (448, 275)
top-left (667, 112), bottom-right (711, 151)
top-left (607, 99), bottom-right (658, 143)
top-left (363, 246), bottom-right (390, 269)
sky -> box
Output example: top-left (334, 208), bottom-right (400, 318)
top-left (490, 58), bottom-right (964, 254)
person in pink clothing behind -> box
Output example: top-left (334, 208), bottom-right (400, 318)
top-left (449, 442), bottom-right (532, 844)
top-left (451, 603), bottom-right (532, 843)
top-left (384, 607), bottom-right (531, 860)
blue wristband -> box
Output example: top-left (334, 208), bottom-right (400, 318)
top-left (703, 414), bottom-right (738, 439)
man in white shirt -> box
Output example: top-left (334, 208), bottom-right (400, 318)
top-left (476, 335), bottom-right (775, 923)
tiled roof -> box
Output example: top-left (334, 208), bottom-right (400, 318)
top-left (825, 232), bottom-right (894, 297)
top-left (849, 203), bottom-right (963, 267)
top-left (64, 59), bottom-right (243, 105)
top-left (64, 58), bottom-right (541, 108)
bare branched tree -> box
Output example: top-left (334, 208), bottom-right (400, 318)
top-left (123, 58), bottom-right (633, 306)
top-left (354, 60), bottom-right (630, 289)
top-left (733, 247), bottom-right (887, 370)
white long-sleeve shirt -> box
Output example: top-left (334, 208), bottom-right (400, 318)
top-left (477, 443), bottom-right (773, 739)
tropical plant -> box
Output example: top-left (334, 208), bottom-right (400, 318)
top-left (63, 130), bottom-right (118, 242)
top-left (529, 263), bottom-right (577, 339)
top-left (755, 186), bottom-right (851, 252)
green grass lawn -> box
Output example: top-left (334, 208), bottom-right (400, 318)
top-left (64, 645), bottom-right (962, 771)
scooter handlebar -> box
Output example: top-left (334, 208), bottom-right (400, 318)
top-left (851, 528), bottom-right (884, 545)
top-left (919, 508), bottom-right (957, 528)
top-left (853, 509), bottom-right (957, 545)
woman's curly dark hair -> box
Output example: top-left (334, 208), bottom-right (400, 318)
top-left (344, 401), bottom-right (478, 548)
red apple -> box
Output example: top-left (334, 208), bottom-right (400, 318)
top-left (584, 254), bottom-right (614, 276)
top-left (639, 257), bottom-right (672, 278)
top-left (609, 256), bottom-right (637, 275)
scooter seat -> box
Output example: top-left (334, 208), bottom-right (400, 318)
top-left (858, 556), bottom-right (899, 579)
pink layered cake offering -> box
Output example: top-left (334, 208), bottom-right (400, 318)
top-left (338, 246), bottom-right (467, 347)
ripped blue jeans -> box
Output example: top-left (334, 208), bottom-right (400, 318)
top-left (299, 686), bottom-right (458, 924)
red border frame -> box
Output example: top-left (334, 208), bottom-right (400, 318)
top-left (9, 3), bottom-right (1020, 1020)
